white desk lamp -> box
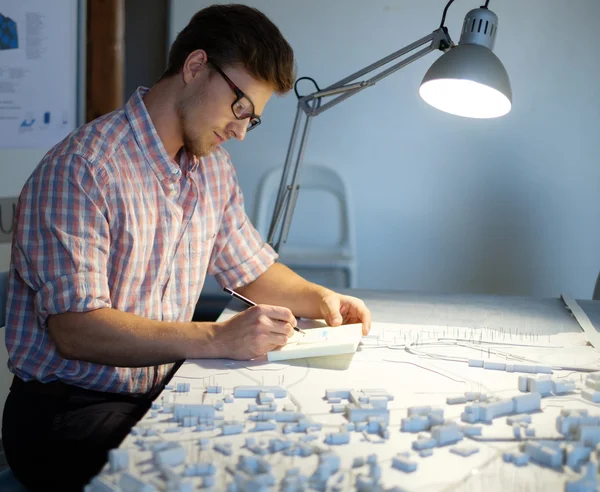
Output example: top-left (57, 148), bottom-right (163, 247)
top-left (267, 0), bottom-right (511, 252)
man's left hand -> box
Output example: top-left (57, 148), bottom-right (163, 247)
top-left (319, 293), bottom-right (371, 335)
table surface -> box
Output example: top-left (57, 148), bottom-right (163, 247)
top-left (87, 290), bottom-right (600, 491)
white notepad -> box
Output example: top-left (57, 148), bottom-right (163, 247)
top-left (266, 323), bottom-right (363, 362)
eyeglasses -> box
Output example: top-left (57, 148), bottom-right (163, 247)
top-left (208, 60), bottom-right (261, 131)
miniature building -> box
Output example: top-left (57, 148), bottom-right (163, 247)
top-left (523, 442), bottom-right (562, 468)
top-left (119, 472), bottom-right (154, 492)
top-left (582, 389), bottom-right (600, 404)
top-left (461, 394), bottom-right (541, 424)
top-left (234, 386), bottom-right (287, 398)
top-left (565, 444), bottom-right (592, 471)
top-left (222, 422), bottom-right (245, 435)
top-left (431, 423), bottom-right (463, 446)
top-left (108, 449), bottom-right (129, 473)
top-left (450, 445), bottom-right (479, 457)
top-left (173, 404), bottom-right (215, 422)
top-left (392, 454), bottom-right (417, 473)
top-left (565, 462), bottom-right (599, 492)
top-left (176, 383), bottom-right (190, 393)
top-left (412, 436), bottom-right (437, 451)
top-left (153, 444), bottom-right (186, 467)
top-left (183, 463), bottom-right (216, 477)
top-left (213, 442), bottom-right (233, 456)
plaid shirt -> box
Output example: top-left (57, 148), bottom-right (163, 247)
top-left (5, 87), bottom-right (277, 395)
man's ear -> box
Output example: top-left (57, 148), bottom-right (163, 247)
top-left (182, 49), bottom-right (208, 84)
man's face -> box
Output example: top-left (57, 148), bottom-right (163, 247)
top-left (177, 63), bottom-right (273, 158)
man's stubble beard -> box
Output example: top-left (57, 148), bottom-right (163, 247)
top-left (178, 88), bottom-right (212, 158)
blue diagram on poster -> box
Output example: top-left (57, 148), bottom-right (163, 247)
top-left (0, 12), bottom-right (18, 50)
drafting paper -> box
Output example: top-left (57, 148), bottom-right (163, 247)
top-left (267, 323), bottom-right (363, 362)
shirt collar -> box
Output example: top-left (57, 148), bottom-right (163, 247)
top-left (180, 147), bottom-right (200, 175)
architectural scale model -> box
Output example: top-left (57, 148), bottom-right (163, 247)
top-left (86, 321), bottom-right (600, 491)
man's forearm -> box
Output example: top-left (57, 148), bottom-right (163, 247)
top-left (48, 308), bottom-right (220, 367)
top-left (237, 262), bottom-right (333, 318)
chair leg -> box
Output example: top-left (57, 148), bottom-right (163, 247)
top-left (593, 272), bottom-right (600, 300)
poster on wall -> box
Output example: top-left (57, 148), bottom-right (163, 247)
top-left (0, 0), bottom-right (78, 148)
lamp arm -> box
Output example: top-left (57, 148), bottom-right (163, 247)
top-left (266, 27), bottom-right (453, 252)
top-left (308, 41), bottom-right (439, 117)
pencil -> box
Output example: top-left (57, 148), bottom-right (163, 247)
top-left (223, 287), bottom-right (306, 335)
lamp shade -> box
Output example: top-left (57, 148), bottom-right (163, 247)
top-left (419, 43), bottom-right (512, 118)
top-left (419, 7), bottom-right (511, 119)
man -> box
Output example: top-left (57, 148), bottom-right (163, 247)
top-left (2, 4), bottom-right (371, 490)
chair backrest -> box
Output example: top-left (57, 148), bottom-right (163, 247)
top-left (0, 270), bottom-right (8, 329)
top-left (255, 165), bottom-right (355, 253)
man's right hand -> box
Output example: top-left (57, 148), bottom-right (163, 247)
top-left (212, 305), bottom-right (296, 360)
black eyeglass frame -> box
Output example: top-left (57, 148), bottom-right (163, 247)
top-left (208, 60), bottom-right (262, 131)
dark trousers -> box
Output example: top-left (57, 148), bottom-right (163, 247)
top-left (2, 374), bottom-right (172, 491)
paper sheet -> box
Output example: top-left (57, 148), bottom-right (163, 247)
top-left (267, 323), bottom-right (363, 362)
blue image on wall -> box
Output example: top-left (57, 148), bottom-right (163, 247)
top-left (0, 13), bottom-right (19, 50)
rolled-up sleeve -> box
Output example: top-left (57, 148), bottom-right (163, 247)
top-left (208, 157), bottom-right (277, 289)
top-left (13, 154), bottom-right (112, 326)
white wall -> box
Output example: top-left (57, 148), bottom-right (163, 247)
top-left (0, 149), bottom-right (48, 268)
top-left (169, 0), bottom-right (600, 299)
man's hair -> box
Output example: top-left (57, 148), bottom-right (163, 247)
top-left (163, 4), bottom-right (296, 94)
